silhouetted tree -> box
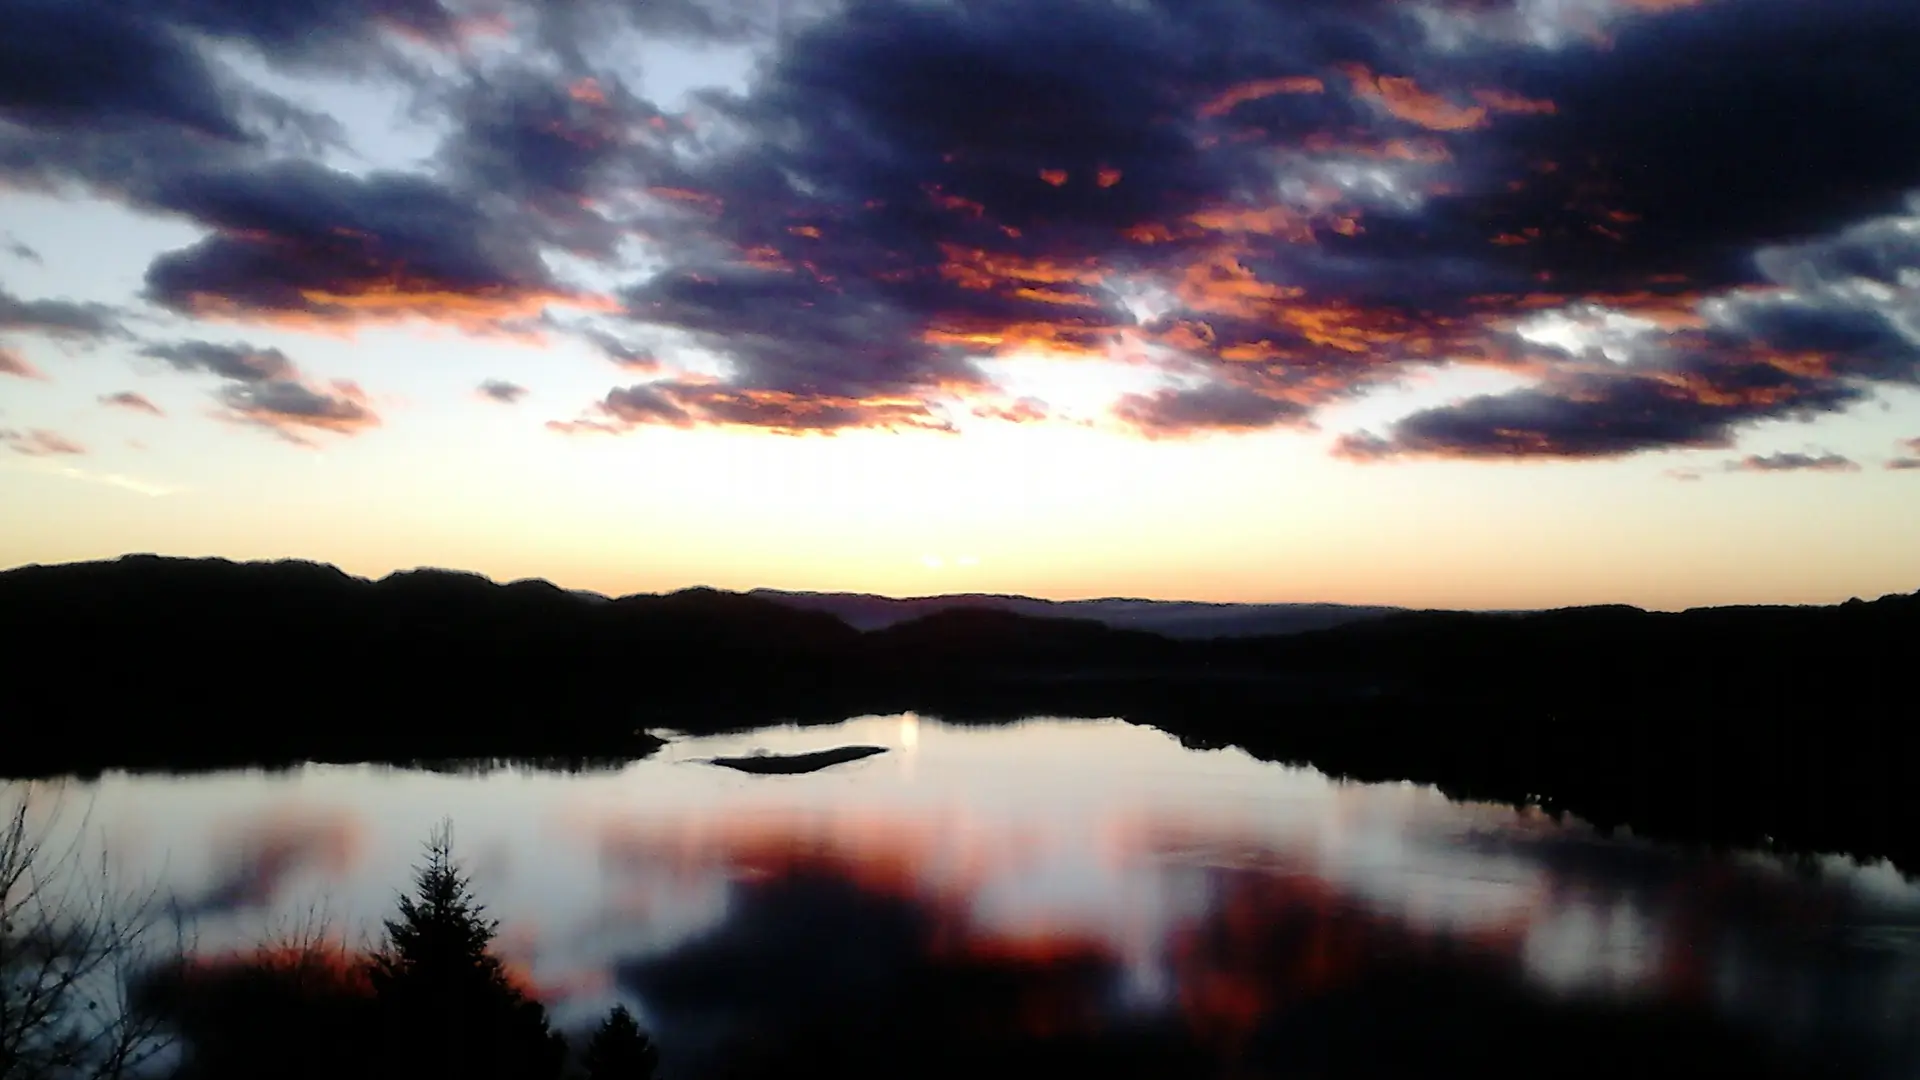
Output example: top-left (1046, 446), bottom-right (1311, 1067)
top-left (582, 1005), bottom-right (659, 1080)
top-left (366, 823), bottom-right (564, 1080)
top-left (132, 911), bottom-right (372, 1080)
top-left (1, 794), bottom-right (180, 1080)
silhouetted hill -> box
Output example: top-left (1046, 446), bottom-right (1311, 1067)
top-left (747, 588), bottom-right (1406, 638)
top-left (4, 555), bottom-right (1918, 871)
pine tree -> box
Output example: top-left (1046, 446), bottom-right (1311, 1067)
top-left (368, 823), bottom-right (504, 994)
top-left (366, 823), bottom-right (564, 1080)
top-left (582, 1005), bottom-right (660, 1080)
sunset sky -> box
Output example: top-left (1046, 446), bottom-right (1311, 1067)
top-left (4, 0), bottom-right (1919, 609)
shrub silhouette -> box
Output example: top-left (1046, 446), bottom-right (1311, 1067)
top-left (582, 1005), bottom-right (660, 1080)
top-left (365, 824), bottom-right (565, 1080)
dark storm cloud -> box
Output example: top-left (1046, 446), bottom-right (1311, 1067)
top-left (1428, 0), bottom-right (1920, 293)
top-left (0, 428), bottom-right (86, 456)
top-left (0, 3), bottom-right (249, 143)
top-left (133, 0), bottom-right (461, 63)
top-left (478, 379), bottom-right (528, 404)
top-left (431, 68), bottom-right (680, 258)
top-left (539, 0), bottom-right (1920, 445)
top-left (1724, 452), bottom-right (1861, 474)
top-left (612, 0), bottom-right (794, 41)
top-left (140, 160), bottom-right (580, 328)
top-left (0, 285), bottom-right (123, 340)
top-left (9, 0), bottom-right (1920, 455)
top-left (562, 0), bottom-right (1421, 430)
top-left (0, 0), bottom-right (404, 223)
top-left (100, 391), bottom-right (165, 416)
top-left (1334, 204), bottom-right (1920, 461)
top-left (0, 0), bottom-right (352, 198)
top-left (1331, 338), bottom-right (1871, 460)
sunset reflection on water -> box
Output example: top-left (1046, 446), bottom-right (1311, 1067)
top-left (21, 715), bottom-right (1920, 1078)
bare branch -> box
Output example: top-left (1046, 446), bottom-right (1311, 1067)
top-left (1, 789), bottom-right (185, 1080)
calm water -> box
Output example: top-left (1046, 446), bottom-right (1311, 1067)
top-left (15, 715), bottom-right (1920, 1077)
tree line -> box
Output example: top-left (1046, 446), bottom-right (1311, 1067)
top-left (1, 796), bottom-right (658, 1080)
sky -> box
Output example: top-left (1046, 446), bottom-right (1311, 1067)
top-left (3, 0), bottom-right (1919, 610)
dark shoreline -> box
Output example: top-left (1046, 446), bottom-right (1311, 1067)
top-left (707, 745), bottom-right (891, 774)
top-left (4, 555), bottom-right (1915, 875)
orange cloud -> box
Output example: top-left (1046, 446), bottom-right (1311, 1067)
top-left (972, 397), bottom-right (1051, 423)
top-left (1197, 76), bottom-right (1326, 118)
top-left (560, 381), bottom-right (955, 436)
top-left (1097, 167), bottom-right (1123, 189)
top-left (923, 317), bottom-right (1120, 357)
top-left (649, 186), bottom-right (724, 214)
top-left (567, 77), bottom-right (607, 105)
top-left (1038, 169), bottom-right (1070, 187)
top-left (1341, 64), bottom-right (1488, 131)
top-left (935, 244), bottom-right (1107, 292)
top-left (924, 184), bottom-right (987, 218)
top-left (1184, 205), bottom-right (1318, 242)
top-left (1172, 244), bottom-right (1307, 322)
top-left (1473, 88), bottom-right (1558, 116)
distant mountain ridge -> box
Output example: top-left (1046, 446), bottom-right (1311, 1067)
top-left (4, 554), bottom-right (1917, 873)
top-left (746, 589), bottom-right (1409, 638)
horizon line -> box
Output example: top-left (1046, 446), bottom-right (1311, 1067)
top-left (6, 552), bottom-right (1913, 615)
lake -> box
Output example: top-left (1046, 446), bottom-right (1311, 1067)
top-left (13, 714), bottom-right (1920, 1079)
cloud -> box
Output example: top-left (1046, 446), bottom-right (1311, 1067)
top-left (129, 0), bottom-right (462, 66)
top-left (100, 391), bottom-right (166, 416)
top-left (0, 428), bottom-right (86, 456)
top-left (3, 237), bottom-right (39, 263)
top-left (0, 284), bottom-right (123, 340)
top-left (432, 68), bottom-right (676, 259)
top-left (1334, 195), bottom-right (1920, 461)
top-left (142, 338), bottom-right (381, 443)
top-left (552, 379), bottom-right (954, 436)
top-left (142, 341), bottom-right (296, 382)
top-left (478, 379), bottom-right (528, 404)
top-left (1889, 436), bottom-right (1920, 470)
top-left (578, 327), bottom-right (659, 370)
top-left (176, 811), bottom-right (362, 919)
top-left (9, 0), bottom-right (1920, 455)
top-left (141, 161), bottom-right (607, 332)
top-left (505, 0), bottom-right (1920, 443)
top-left (0, 348), bottom-right (46, 380)
top-left (0, 4), bottom-right (251, 145)
top-left (1113, 382), bottom-right (1312, 437)
top-left (972, 397), bottom-right (1051, 424)
top-left (0, 0), bottom-right (354, 200)
top-left (217, 379), bottom-right (380, 444)
top-left (4, 461), bottom-right (181, 497)
top-left (1723, 452), bottom-right (1860, 474)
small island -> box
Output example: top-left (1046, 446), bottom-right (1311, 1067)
top-left (707, 745), bottom-right (891, 775)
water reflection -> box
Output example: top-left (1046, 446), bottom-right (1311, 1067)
top-left (20, 716), bottom-right (1920, 1078)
